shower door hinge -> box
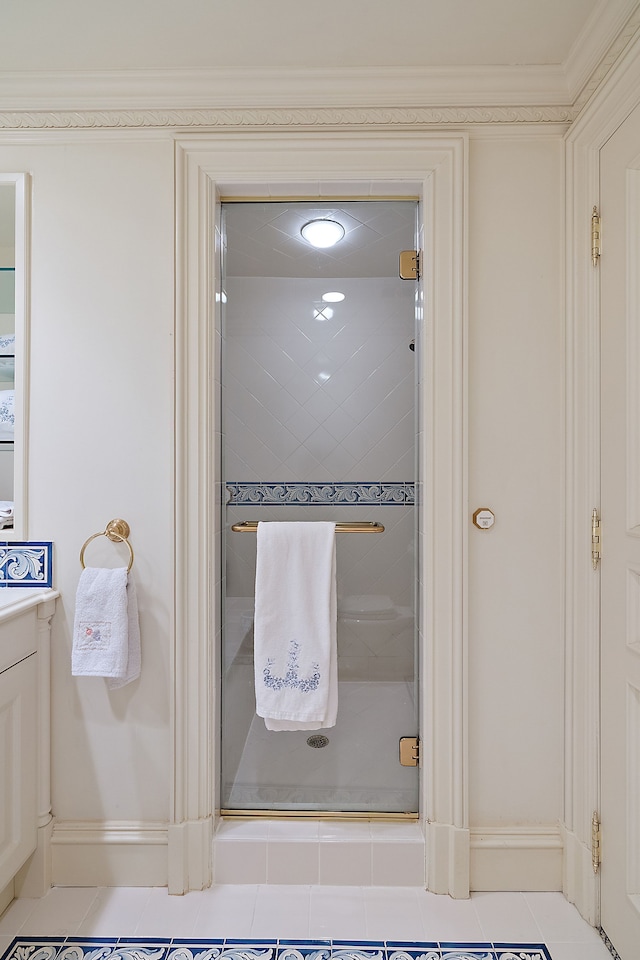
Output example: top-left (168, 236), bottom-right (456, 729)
top-left (592, 508), bottom-right (602, 570)
top-left (399, 736), bottom-right (420, 766)
top-left (399, 250), bottom-right (420, 281)
top-left (592, 206), bottom-right (601, 266)
top-left (592, 811), bottom-right (601, 873)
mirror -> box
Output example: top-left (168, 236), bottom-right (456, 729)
top-left (0, 174), bottom-right (27, 539)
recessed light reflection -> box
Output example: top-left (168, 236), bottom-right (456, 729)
top-left (322, 291), bottom-right (345, 303)
top-left (313, 306), bottom-right (334, 321)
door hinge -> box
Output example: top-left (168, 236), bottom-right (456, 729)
top-left (592, 508), bottom-right (602, 570)
top-left (592, 811), bottom-right (601, 873)
top-left (591, 206), bottom-right (601, 266)
top-left (399, 736), bottom-right (419, 767)
top-left (399, 249), bottom-right (420, 281)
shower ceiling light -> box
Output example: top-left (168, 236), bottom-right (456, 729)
top-left (300, 219), bottom-right (345, 248)
top-left (322, 291), bottom-right (345, 302)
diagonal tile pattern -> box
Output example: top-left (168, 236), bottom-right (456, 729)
top-left (223, 277), bottom-right (416, 484)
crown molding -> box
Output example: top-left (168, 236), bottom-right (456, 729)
top-left (564, 0), bottom-right (640, 99)
top-left (0, 2), bottom-right (638, 131)
top-left (0, 64), bottom-right (571, 114)
top-left (0, 104), bottom-right (576, 131)
top-left (568, 0), bottom-right (640, 113)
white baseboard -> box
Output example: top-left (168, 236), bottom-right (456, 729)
top-left (470, 826), bottom-right (563, 891)
top-left (51, 820), bottom-right (168, 887)
top-left (167, 818), bottom-right (213, 894)
top-left (426, 822), bottom-right (470, 898)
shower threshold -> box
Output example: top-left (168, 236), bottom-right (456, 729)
top-left (220, 809), bottom-right (419, 820)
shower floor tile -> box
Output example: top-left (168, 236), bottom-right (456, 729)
top-left (224, 681), bottom-right (418, 812)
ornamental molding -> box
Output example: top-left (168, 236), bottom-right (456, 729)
top-left (0, 104), bottom-right (576, 130)
top-left (0, 4), bottom-right (639, 130)
top-left (573, 1), bottom-right (640, 116)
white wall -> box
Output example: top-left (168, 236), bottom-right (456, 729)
top-left (1, 138), bottom-right (175, 825)
top-left (0, 130), bottom-right (564, 888)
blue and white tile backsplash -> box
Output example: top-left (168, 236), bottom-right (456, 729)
top-left (0, 541), bottom-right (53, 587)
top-left (227, 481), bottom-right (414, 506)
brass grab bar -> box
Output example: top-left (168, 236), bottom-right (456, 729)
top-left (231, 521), bottom-right (384, 534)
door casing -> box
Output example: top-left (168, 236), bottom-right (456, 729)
top-left (564, 28), bottom-right (640, 928)
top-left (171, 132), bottom-right (468, 895)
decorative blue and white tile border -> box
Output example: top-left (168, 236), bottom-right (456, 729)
top-left (226, 482), bottom-right (415, 507)
top-left (0, 541), bottom-right (53, 587)
top-left (0, 937), bottom-right (553, 960)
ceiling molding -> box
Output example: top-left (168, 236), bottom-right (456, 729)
top-left (0, 1), bottom-right (638, 130)
top-left (0, 105), bottom-right (576, 131)
top-left (563, 0), bottom-right (640, 99)
top-left (0, 65), bottom-right (572, 113)
top-left (572, 1), bottom-right (640, 115)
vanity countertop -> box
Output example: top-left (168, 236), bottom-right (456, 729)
top-left (0, 587), bottom-right (59, 623)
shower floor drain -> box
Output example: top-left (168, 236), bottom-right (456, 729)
top-left (307, 734), bottom-right (329, 748)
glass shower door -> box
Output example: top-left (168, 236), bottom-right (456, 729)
top-left (220, 199), bottom-right (419, 814)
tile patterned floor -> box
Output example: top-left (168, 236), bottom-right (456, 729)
top-left (0, 887), bottom-right (615, 960)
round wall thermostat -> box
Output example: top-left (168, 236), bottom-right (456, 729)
top-left (473, 507), bottom-right (495, 530)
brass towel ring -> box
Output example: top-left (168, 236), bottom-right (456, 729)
top-left (79, 518), bottom-right (134, 573)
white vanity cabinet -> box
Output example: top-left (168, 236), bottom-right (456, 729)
top-left (0, 590), bottom-right (57, 904)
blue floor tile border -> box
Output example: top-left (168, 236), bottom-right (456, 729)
top-left (0, 937), bottom-right (554, 960)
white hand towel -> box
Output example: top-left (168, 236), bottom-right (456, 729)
top-left (72, 567), bottom-right (141, 687)
top-left (108, 577), bottom-right (141, 689)
top-left (254, 520), bottom-right (337, 731)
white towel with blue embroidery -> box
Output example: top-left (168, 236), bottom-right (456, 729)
top-left (254, 521), bottom-right (337, 731)
top-left (72, 567), bottom-right (141, 688)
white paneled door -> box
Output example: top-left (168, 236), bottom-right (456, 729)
top-left (600, 100), bottom-right (640, 959)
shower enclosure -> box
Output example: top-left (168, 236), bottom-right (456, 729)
top-left (220, 199), bottom-right (419, 815)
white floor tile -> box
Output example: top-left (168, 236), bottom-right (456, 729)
top-left (18, 887), bottom-right (98, 936)
top-left (0, 935), bottom-right (13, 957)
top-left (192, 884), bottom-right (258, 938)
top-left (76, 888), bottom-right (154, 937)
top-left (0, 883), bottom-right (608, 955)
top-left (524, 892), bottom-right (604, 944)
top-left (545, 940), bottom-right (615, 960)
top-left (363, 887), bottom-right (426, 941)
top-left (0, 898), bottom-right (38, 935)
top-left (308, 886), bottom-right (367, 939)
top-left (471, 891), bottom-right (543, 941)
top-left (134, 887), bottom-right (205, 938)
top-left (251, 885), bottom-right (311, 939)
top-left (416, 890), bottom-right (485, 942)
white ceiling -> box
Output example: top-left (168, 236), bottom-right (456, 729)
top-left (0, 0), bottom-right (604, 72)
top-left (224, 201), bottom-right (417, 278)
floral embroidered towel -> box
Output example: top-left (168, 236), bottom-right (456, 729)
top-left (72, 566), bottom-right (141, 687)
top-left (0, 389), bottom-right (14, 441)
top-left (254, 521), bottom-right (337, 731)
